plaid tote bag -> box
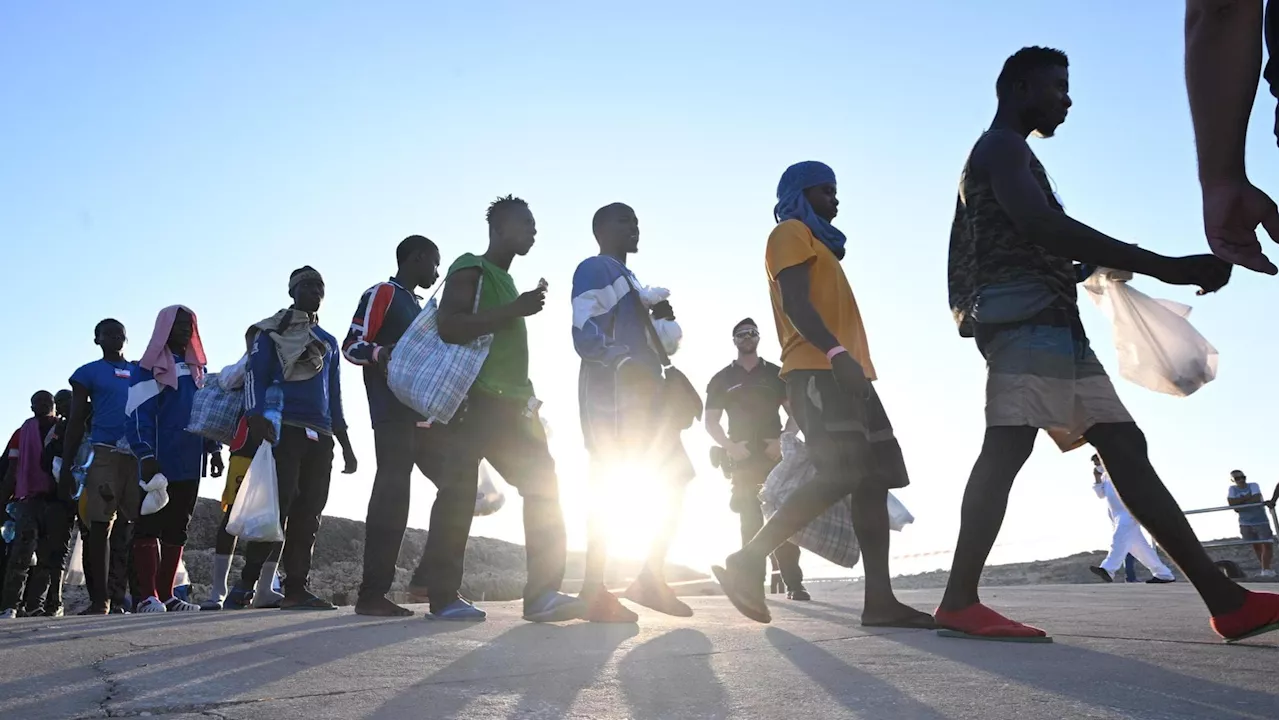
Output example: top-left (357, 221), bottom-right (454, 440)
top-left (760, 432), bottom-right (861, 568)
top-left (186, 372), bottom-right (245, 445)
top-left (387, 278), bottom-right (492, 425)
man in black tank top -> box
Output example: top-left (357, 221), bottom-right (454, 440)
top-left (1185, 0), bottom-right (1280, 275)
top-left (938, 47), bottom-right (1276, 643)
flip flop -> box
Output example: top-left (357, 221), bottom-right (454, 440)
top-left (1224, 622), bottom-right (1278, 644)
top-left (937, 628), bottom-right (1054, 643)
top-left (712, 565), bottom-right (770, 624)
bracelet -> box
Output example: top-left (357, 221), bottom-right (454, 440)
top-left (825, 346), bottom-right (848, 361)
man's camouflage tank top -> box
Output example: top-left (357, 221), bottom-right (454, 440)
top-left (947, 131), bottom-right (1077, 338)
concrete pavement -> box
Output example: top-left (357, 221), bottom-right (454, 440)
top-left (0, 584), bottom-right (1274, 719)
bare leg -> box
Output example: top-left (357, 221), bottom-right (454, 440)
top-left (938, 426), bottom-right (1037, 612)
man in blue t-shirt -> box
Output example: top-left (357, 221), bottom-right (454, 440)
top-left (61, 318), bottom-right (139, 615)
top-left (1228, 470), bottom-right (1275, 577)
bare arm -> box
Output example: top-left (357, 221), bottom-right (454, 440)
top-left (60, 383), bottom-right (91, 473)
top-left (978, 131), bottom-right (1177, 278)
top-left (1186, 0), bottom-right (1262, 184)
top-left (703, 407), bottom-right (732, 448)
top-left (436, 267), bottom-right (527, 345)
top-left (777, 264), bottom-right (844, 357)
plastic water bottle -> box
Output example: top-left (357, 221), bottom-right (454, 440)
top-left (264, 384), bottom-right (284, 446)
top-left (1, 520), bottom-right (14, 544)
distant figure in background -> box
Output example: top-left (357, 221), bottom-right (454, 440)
top-left (573, 202), bottom-right (699, 623)
top-left (242, 267), bottom-right (356, 611)
top-left (1087, 454), bottom-right (1176, 585)
top-left (61, 319), bottom-right (139, 615)
top-left (705, 318), bottom-right (808, 601)
top-left (1227, 469), bottom-right (1275, 577)
top-left (126, 306), bottom-right (224, 614)
top-left (23, 390), bottom-right (79, 616)
top-left (0, 391), bottom-right (62, 618)
top-left (343, 235), bottom-right (446, 618)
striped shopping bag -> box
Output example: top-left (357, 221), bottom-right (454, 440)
top-left (760, 432), bottom-right (861, 568)
top-left (186, 373), bottom-right (245, 445)
top-left (387, 285), bottom-right (492, 425)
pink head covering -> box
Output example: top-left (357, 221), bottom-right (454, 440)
top-left (140, 305), bottom-right (207, 390)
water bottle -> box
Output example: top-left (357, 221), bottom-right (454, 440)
top-left (1, 520), bottom-right (14, 544)
top-left (4, 502), bottom-right (17, 520)
top-left (264, 384), bottom-right (284, 446)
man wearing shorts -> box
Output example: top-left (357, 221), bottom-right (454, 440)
top-left (713, 162), bottom-right (933, 630)
top-left (573, 202), bottom-right (698, 622)
top-left (936, 46), bottom-right (1275, 642)
top-left (61, 319), bottom-right (140, 615)
top-left (1228, 470), bottom-right (1275, 577)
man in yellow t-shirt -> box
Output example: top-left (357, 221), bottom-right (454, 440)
top-left (712, 161), bottom-right (932, 630)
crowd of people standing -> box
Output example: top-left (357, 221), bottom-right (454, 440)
top-left (1, 33), bottom-right (1278, 645)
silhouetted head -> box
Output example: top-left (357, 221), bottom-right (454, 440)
top-left (289, 266), bottom-right (326, 313)
top-left (486, 195), bottom-right (536, 256)
top-left (592, 203), bottom-right (639, 255)
top-left (31, 391), bottom-right (54, 418)
top-left (396, 235), bottom-right (441, 291)
top-left (732, 318), bottom-right (760, 355)
top-left (94, 318), bottom-right (126, 356)
top-left (1231, 469), bottom-right (1248, 487)
top-left (804, 183), bottom-right (839, 222)
top-left (996, 46), bottom-right (1071, 138)
top-left (54, 390), bottom-right (72, 418)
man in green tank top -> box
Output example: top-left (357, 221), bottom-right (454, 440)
top-left (410, 194), bottom-right (583, 624)
top-left (937, 46), bottom-right (1275, 644)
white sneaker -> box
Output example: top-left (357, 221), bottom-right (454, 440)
top-left (164, 597), bottom-right (201, 612)
top-left (135, 596), bottom-right (167, 614)
top-left (0, 608), bottom-right (17, 619)
top-left (1260, 569), bottom-right (1277, 578)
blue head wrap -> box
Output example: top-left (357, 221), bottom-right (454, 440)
top-left (773, 161), bottom-right (846, 260)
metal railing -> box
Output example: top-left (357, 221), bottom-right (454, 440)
top-left (1183, 490), bottom-right (1279, 556)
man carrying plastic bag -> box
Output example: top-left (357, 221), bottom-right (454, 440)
top-left (240, 267), bottom-right (357, 612)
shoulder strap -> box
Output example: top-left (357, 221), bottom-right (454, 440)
top-left (619, 271), bottom-right (672, 368)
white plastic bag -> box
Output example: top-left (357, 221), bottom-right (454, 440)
top-left (139, 473), bottom-right (170, 516)
top-left (636, 285), bottom-right (683, 356)
top-left (886, 491), bottom-right (914, 532)
top-left (1083, 271), bottom-right (1218, 397)
top-left (225, 441), bottom-right (284, 542)
top-left (475, 460), bottom-right (507, 517)
top-left (219, 354), bottom-right (249, 391)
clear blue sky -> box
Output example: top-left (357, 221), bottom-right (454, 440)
top-left (2, 2), bottom-right (1276, 577)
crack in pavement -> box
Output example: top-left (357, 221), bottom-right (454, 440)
top-left (70, 685), bottom-right (393, 719)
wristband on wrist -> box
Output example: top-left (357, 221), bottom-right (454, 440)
top-left (825, 346), bottom-right (848, 361)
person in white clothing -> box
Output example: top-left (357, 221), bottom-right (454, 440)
top-left (1088, 454), bottom-right (1176, 584)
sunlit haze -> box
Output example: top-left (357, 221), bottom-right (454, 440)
top-left (2, 2), bottom-right (1276, 580)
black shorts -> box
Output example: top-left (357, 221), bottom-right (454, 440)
top-left (785, 370), bottom-right (909, 493)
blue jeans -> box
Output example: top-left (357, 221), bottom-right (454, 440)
top-left (1124, 554), bottom-right (1137, 582)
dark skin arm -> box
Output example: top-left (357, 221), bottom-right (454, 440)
top-left (58, 382), bottom-right (92, 497)
top-left (777, 263), bottom-right (869, 397)
top-left (335, 427), bottom-right (357, 474)
top-left (435, 267), bottom-right (546, 345)
top-left (978, 130), bottom-right (1233, 293)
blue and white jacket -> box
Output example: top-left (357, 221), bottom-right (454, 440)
top-left (244, 325), bottom-right (347, 436)
top-left (572, 255), bottom-right (664, 443)
top-left (126, 356), bottom-right (217, 482)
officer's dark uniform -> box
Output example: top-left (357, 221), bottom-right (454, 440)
top-left (706, 359), bottom-right (804, 594)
